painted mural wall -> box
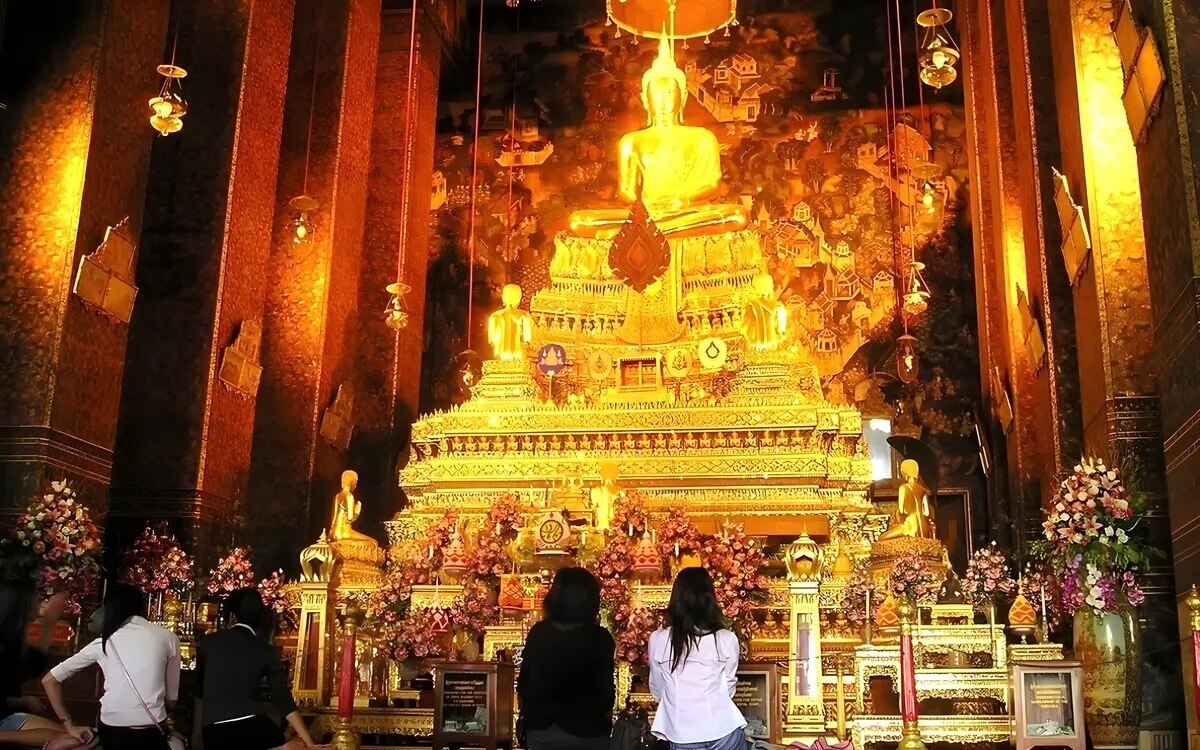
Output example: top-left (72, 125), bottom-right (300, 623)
top-left (420, 0), bottom-right (982, 486)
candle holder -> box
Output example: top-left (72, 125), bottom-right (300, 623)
top-left (896, 597), bottom-right (926, 750)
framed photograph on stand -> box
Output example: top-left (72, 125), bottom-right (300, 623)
top-left (1011, 661), bottom-right (1085, 750)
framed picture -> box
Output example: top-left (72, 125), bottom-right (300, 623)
top-left (734, 662), bottom-right (781, 745)
top-left (434, 662), bottom-right (515, 750)
top-left (1011, 661), bottom-right (1085, 750)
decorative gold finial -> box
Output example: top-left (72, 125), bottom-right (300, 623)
top-left (1187, 584), bottom-right (1200, 632)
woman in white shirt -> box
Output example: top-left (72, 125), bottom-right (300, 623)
top-left (42, 583), bottom-right (180, 750)
top-left (648, 568), bottom-right (746, 750)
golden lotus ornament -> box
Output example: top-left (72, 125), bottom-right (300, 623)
top-left (149, 64), bottom-right (188, 136)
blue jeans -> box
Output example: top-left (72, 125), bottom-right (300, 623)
top-left (670, 728), bottom-right (747, 750)
top-left (0, 713), bottom-right (31, 731)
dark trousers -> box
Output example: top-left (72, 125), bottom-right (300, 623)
top-left (202, 715), bottom-right (286, 750)
top-left (527, 725), bottom-right (611, 750)
top-left (98, 722), bottom-right (169, 750)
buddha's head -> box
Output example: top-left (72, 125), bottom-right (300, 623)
top-left (641, 34), bottom-right (688, 126)
top-left (501, 283), bottom-right (522, 308)
top-left (900, 459), bottom-right (920, 482)
top-left (752, 273), bottom-right (775, 298)
top-left (341, 469), bottom-right (358, 491)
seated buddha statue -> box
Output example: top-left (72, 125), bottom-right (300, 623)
top-left (879, 459), bottom-right (936, 541)
top-left (567, 35), bottom-right (749, 241)
top-left (487, 284), bottom-right (533, 361)
top-left (329, 470), bottom-right (378, 546)
top-left (740, 273), bottom-right (788, 351)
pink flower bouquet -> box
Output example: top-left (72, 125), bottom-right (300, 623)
top-left (119, 524), bottom-right (195, 595)
top-left (8, 480), bottom-right (102, 613)
top-left (205, 547), bottom-right (256, 599)
top-left (962, 542), bottom-right (1016, 607)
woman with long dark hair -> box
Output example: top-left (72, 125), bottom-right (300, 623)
top-left (517, 567), bottom-right (615, 750)
top-left (0, 578), bottom-right (70, 742)
top-left (42, 583), bottom-right (180, 749)
top-left (648, 568), bottom-right (745, 750)
top-left (195, 587), bottom-right (319, 749)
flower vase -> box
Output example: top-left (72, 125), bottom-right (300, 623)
top-left (1073, 607), bottom-right (1141, 748)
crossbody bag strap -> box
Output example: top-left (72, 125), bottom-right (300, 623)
top-left (108, 640), bottom-right (168, 736)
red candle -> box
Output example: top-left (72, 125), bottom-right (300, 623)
top-left (899, 629), bottom-right (918, 723)
top-left (1192, 631), bottom-right (1200, 726)
top-left (337, 631), bottom-right (357, 719)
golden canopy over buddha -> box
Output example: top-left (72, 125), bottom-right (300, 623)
top-left (567, 35), bottom-right (749, 240)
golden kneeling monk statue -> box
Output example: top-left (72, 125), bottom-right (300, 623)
top-left (487, 284), bottom-right (533, 361)
top-left (330, 470), bottom-right (376, 545)
top-left (741, 274), bottom-right (788, 350)
top-left (567, 35), bottom-right (749, 241)
top-left (879, 459), bottom-right (936, 541)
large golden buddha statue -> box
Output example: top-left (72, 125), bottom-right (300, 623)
top-left (487, 284), bottom-right (533, 361)
top-left (330, 470), bottom-right (376, 545)
top-left (567, 35), bottom-right (749, 240)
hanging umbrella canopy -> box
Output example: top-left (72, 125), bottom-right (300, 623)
top-left (887, 435), bottom-right (940, 496)
top-left (607, 0), bottom-right (738, 40)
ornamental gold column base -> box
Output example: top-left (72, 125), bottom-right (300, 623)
top-left (897, 720), bottom-right (926, 750)
top-left (331, 716), bottom-right (360, 750)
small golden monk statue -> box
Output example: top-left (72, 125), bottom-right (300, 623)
top-left (740, 273), bottom-right (788, 350)
top-left (486, 284), bottom-right (533, 361)
top-left (879, 459), bottom-right (935, 541)
top-left (589, 462), bottom-right (622, 532)
top-left (567, 34), bottom-right (749, 240)
top-left (330, 470), bottom-right (376, 545)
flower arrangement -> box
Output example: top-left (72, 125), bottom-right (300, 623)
top-left (610, 490), bottom-right (651, 538)
top-left (962, 542), bottom-right (1017, 606)
top-left (470, 494), bottom-right (523, 579)
top-left (839, 559), bottom-right (875, 626)
top-left (449, 578), bottom-right (499, 637)
top-left (119, 524), bottom-right (195, 595)
top-left (205, 548), bottom-right (256, 599)
top-left (1033, 458), bottom-right (1155, 614)
top-left (258, 570), bottom-right (299, 631)
top-left (886, 549), bottom-right (942, 603)
top-left (379, 607), bottom-right (452, 662)
top-left (655, 514), bottom-right (703, 559)
top-left (1020, 566), bottom-right (1063, 631)
top-left (5, 480), bottom-right (102, 613)
top-left (613, 605), bottom-right (659, 665)
top-left (702, 523), bottom-right (770, 635)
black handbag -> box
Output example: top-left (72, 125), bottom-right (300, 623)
top-left (610, 706), bottom-right (653, 750)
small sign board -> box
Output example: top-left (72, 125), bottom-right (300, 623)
top-left (434, 661), bottom-right (514, 750)
top-left (1011, 660), bottom-right (1085, 750)
top-left (734, 662), bottom-right (781, 745)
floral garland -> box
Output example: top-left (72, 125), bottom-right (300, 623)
top-left (118, 524), bottom-right (195, 595)
top-left (962, 542), bottom-right (1017, 607)
top-left (701, 523), bottom-right (770, 636)
top-left (258, 570), bottom-right (299, 631)
top-left (1032, 458), bottom-right (1154, 614)
top-left (205, 547), bottom-right (256, 599)
top-left (5, 480), bottom-right (102, 613)
top-left (449, 577), bottom-right (499, 637)
top-left (470, 494), bottom-right (523, 579)
top-left (886, 549), bottom-right (942, 603)
top-left (613, 604), bottom-right (659, 665)
top-left (839, 559), bottom-right (875, 626)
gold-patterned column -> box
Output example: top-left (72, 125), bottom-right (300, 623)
top-left (109, 0), bottom-right (295, 563)
top-left (354, 5), bottom-right (449, 520)
top-left (0, 0), bottom-right (170, 523)
top-left (247, 0), bottom-right (382, 572)
top-left (1045, 0), bottom-right (1184, 726)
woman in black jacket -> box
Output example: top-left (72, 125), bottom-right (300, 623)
top-left (517, 568), bottom-right (615, 750)
top-left (194, 588), bottom-right (318, 749)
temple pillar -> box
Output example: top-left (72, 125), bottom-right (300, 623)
top-left (247, 0), bottom-right (381, 573)
top-left (1124, 0), bottom-right (1200, 735)
top-left (0, 0), bottom-right (170, 525)
top-left (959, 0), bottom-right (1080, 552)
top-left (108, 0), bottom-right (295, 564)
top-left (353, 5), bottom-right (446, 522)
top-left (1044, 0), bottom-right (1183, 727)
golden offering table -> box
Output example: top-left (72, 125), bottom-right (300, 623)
top-left (852, 715), bottom-right (1012, 745)
top-left (308, 706), bottom-right (434, 740)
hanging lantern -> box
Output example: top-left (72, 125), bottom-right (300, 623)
top-left (384, 282), bottom-right (411, 331)
top-left (916, 8), bottom-right (960, 90)
top-left (289, 195), bottom-right (318, 248)
top-left (902, 261), bottom-right (930, 318)
top-left (606, 0), bottom-right (737, 40)
top-left (897, 334), bottom-right (920, 383)
top-left (149, 64), bottom-right (188, 136)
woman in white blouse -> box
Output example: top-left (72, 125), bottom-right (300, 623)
top-left (648, 568), bottom-right (746, 750)
top-left (42, 584), bottom-right (180, 750)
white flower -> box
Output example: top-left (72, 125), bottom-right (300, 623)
top-left (1104, 526), bottom-right (1115, 536)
